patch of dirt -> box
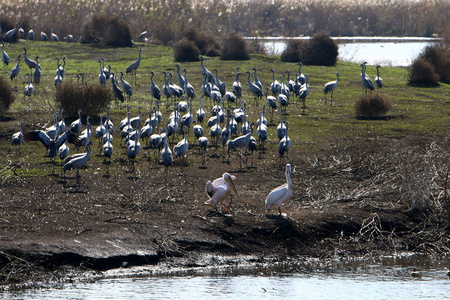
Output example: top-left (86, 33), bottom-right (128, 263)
top-left (0, 112), bottom-right (449, 286)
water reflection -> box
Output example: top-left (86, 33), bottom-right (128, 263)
top-left (264, 41), bottom-right (431, 67)
top-left (4, 255), bottom-right (449, 299)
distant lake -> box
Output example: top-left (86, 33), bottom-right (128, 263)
top-left (257, 37), bottom-right (438, 67)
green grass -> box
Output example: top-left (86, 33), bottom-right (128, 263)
top-left (0, 40), bottom-right (449, 180)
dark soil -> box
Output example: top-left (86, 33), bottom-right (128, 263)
top-left (0, 110), bottom-right (449, 286)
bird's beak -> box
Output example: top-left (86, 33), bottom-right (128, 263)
top-left (227, 177), bottom-right (239, 196)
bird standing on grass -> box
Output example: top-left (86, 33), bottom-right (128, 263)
top-left (126, 48), bottom-right (142, 85)
top-left (375, 65), bottom-right (384, 89)
top-left (323, 72), bottom-right (339, 106)
top-left (205, 173), bottom-right (238, 211)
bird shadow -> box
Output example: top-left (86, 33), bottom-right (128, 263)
top-left (206, 210), bottom-right (234, 224)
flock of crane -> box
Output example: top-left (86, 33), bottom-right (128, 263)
top-left (6, 43), bottom-right (384, 214)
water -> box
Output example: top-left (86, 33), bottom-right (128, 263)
top-left (3, 255), bottom-right (449, 299)
top-left (263, 39), bottom-right (434, 67)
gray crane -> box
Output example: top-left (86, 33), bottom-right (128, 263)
top-left (176, 63), bottom-right (186, 88)
top-left (40, 30), bottom-right (48, 41)
top-left (323, 72), bottom-right (339, 106)
top-left (50, 28), bottom-right (58, 42)
top-left (149, 71), bottom-right (161, 104)
top-left (1, 42), bottom-right (10, 65)
top-left (265, 87), bottom-right (277, 123)
top-left (252, 67), bottom-right (263, 91)
top-left (3, 23), bottom-right (18, 42)
top-left (246, 71), bottom-right (263, 106)
top-left (110, 73), bottom-right (124, 103)
top-left (200, 56), bottom-right (215, 84)
top-left (28, 24), bottom-right (35, 40)
top-left (11, 122), bottom-right (24, 155)
top-left (63, 142), bottom-right (92, 185)
top-left (214, 69), bottom-right (226, 96)
top-left (375, 65), bottom-right (384, 89)
top-left (161, 133), bottom-right (173, 172)
top-left (33, 56), bottom-right (41, 93)
top-left (270, 69), bottom-right (281, 95)
top-left (360, 62), bottom-right (374, 93)
top-left (232, 68), bottom-right (242, 99)
top-left (98, 60), bottom-right (106, 85)
top-left (24, 73), bottom-right (33, 96)
top-left (23, 47), bottom-right (37, 71)
top-left (10, 54), bottom-right (21, 88)
top-left (183, 69), bottom-right (195, 99)
top-left (125, 48), bottom-right (142, 85)
top-left (278, 121), bottom-right (291, 159)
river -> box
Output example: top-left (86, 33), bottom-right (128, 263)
top-left (261, 37), bottom-right (438, 67)
top-left (3, 254), bottom-right (449, 299)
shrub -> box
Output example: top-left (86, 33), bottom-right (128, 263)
top-left (181, 26), bottom-right (220, 56)
top-left (355, 93), bottom-right (393, 118)
top-left (0, 75), bottom-right (15, 114)
top-left (408, 58), bottom-right (440, 86)
top-left (221, 32), bottom-right (249, 60)
top-left (174, 38), bottom-right (200, 62)
top-left (81, 14), bottom-right (132, 47)
top-left (419, 45), bottom-right (450, 83)
top-left (281, 40), bottom-right (304, 62)
top-left (303, 32), bottom-right (338, 66)
top-left (55, 81), bottom-right (112, 118)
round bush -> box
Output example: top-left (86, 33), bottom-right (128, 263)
top-left (0, 75), bottom-right (15, 114)
top-left (355, 93), bottom-right (393, 118)
top-left (281, 40), bottom-right (303, 62)
top-left (419, 45), bottom-right (450, 83)
top-left (221, 32), bottom-right (249, 61)
top-left (81, 14), bottom-right (132, 47)
top-left (304, 32), bottom-right (338, 66)
top-left (55, 81), bottom-right (112, 118)
top-left (174, 38), bottom-right (200, 62)
top-left (408, 58), bottom-right (440, 86)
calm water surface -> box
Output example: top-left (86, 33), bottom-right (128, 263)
top-left (4, 255), bottom-right (449, 299)
top-left (264, 41), bottom-right (432, 67)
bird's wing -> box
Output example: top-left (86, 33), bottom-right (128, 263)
top-left (24, 130), bottom-right (51, 148)
top-left (265, 184), bottom-right (288, 207)
top-left (206, 180), bottom-right (215, 198)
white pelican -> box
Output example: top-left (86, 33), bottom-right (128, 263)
top-left (265, 164), bottom-right (293, 215)
top-left (205, 173), bottom-right (238, 209)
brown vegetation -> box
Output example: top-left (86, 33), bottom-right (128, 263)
top-left (3, 0), bottom-right (449, 46)
top-left (408, 58), bottom-right (440, 86)
top-left (355, 93), bottom-right (393, 118)
top-left (81, 14), bottom-right (132, 47)
top-left (220, 32), bottom-right (249, 61)
top-left (0, 75), bottom-right (15, 114)
top-left (55, 81), bottom-right (112, 118)
top-left (173, 38), bottom-right (200, 62)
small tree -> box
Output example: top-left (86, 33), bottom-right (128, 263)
top-left (0, 75), bottom-right (15, 114)
top-left (221, 32), bottom-right (249, 60)
top-left (174, 38), bottom-right (200, 62)
top-left (419, 45), bottom-right (450, 83)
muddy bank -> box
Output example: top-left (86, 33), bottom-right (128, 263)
top-left (1, 133), bottom-right (449, 287)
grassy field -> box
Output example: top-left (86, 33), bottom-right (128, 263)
top-left (1, 40), bottom-right (449, 144)
top-left (0, 41), bottom-right (449, 285)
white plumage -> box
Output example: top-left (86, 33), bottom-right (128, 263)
top-left (265, 164), bottom-right (293, 215)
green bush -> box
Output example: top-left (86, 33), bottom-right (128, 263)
top-left (55, 81), bottom-right (112, 118)
top-left (81, 14), bottom-right (132, 47)
top-left (304, 32), bottom-right (338, 66)
top-left (355, 93), bottom-right (393, 118)
top-left (221, 32), bottom-right (249, 61)
top-left (408, 58), bottom-right (440, 86)
top-left (0, 75), bottom-right (15, 114)
top-left (174, 38), bottom-right (200, 62)
top-left (419, 45), bottom-right (450, 83)
top-left (281, 40), bottom-right (304, 62)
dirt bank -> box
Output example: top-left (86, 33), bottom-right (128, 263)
top-left (1, 125), bottom-right (449, 286)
